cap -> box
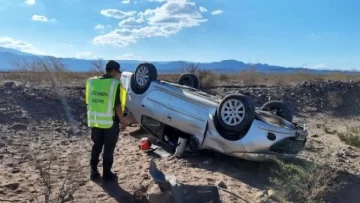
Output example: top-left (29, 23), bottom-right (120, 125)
top-left (105, 60), bottom-right (121, 73)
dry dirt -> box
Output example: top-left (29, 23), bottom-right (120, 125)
top-left (0, 79), bottom-right (360, 203)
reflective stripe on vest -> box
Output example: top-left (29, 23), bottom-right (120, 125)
top-left (86, 77), bottom-right (119, 128)
top-left (120, 85), bottom-right (127, 113)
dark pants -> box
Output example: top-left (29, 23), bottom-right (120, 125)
top-left (90, 122), bottom-right (119, 175)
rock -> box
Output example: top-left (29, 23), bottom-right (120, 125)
top-left (266, 190), bottom-right (275, 197)
top-left (0, 142), bottom-right (5, 148)
top-left (66, 127), bottom-right (81, 136)
top-left (4, 183), bottom-right (20, 190)
top-left (23, 92), bottom-right (36, 100)
top-left (3, 81), bottom-right (16, 88)
top-left (11, 168), bottom-right (21, 174)
top-left (215, 180), bottom-right (227, 189)
top-left (255, 190), bottom-right (267, 199)
top-left (9, 124), bottom-right (28, 131)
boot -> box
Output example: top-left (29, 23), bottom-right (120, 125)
top-left (90, 169), bottom-right (100, 181)
top-left (102, 171), bottom-right (117, 182)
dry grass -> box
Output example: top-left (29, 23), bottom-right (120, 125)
top-left (1, 60), bottom-right (360, 89)
top-left (338, 127), bottom-right (360, 148)
top-left (160, 64), bottom-right (360, 87)
top-left (269, 159), bottom-right (340, 203)
top-left (1, 57), bottom-right (94, 88)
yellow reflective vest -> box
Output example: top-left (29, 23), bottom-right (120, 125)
top-left (85, 76), bottom-right (120, 129)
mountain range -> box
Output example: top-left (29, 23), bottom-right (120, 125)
top-left (0, 46), bottom-right (356, 74)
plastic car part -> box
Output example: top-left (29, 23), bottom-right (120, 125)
top-left (267, 132), bottom-right (276, 141)
top-left (269, 137), bottom-right (306, 154)
top-left (261, 100), bottom-right (293, 122)
top-left (131, 62), bottom-right (158, 94)
top-left (178, 73), bottom-right (200, 89)
top-left (216, 93), bottom-right (255, 133)
top-left (174, 137), bottom-right (189, 158)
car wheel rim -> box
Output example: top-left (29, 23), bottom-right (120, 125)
top-left (221, 99), bottom-right (245, 126)
top-left (136, 66), bottom-right (149, 86)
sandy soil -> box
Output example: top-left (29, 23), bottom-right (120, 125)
top-left (0, 80), bottom-right (359, 203)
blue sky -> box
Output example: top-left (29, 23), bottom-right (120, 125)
top-left (0, 0), bottom-right (359, 70)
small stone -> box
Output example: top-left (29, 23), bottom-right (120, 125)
top-left (9, 124), bottom-right (28, 131)
top-left (215, 180), bottom-right (227, 189)
top-left (4, 183), bottom-right (20, 190)
top-left (11, 168), bottom-right (21, 174)
top-left (267, 189), bottom-right (275, 197)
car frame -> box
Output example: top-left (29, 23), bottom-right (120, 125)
top-left (120, 62), bottom-right (308, 161)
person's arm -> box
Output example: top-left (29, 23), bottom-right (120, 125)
top-left (114, 84), bottom-right (125, 121)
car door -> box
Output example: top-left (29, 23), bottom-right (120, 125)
top-left (140, 89), bottom-right (172, 123)
top-left (163, 95), bottom-right (208, 142)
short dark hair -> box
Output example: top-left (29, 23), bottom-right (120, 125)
top-left (105, 60), bottom-right (121, 73)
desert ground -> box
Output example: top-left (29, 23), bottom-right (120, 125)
top-left (0, 67), bottom-right (360, 203)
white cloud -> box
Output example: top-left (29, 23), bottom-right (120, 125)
top-left (25, 0), bottom-right (35, 5)
top-left (95, 24), bottom-right (105, 30)
top-left (93, 0), bottom-right (207, 47)
top-left (0, 36), bottom-right (42, 54)
top-left (32, 15), bottom-right (56, 23)
top-left (100, 9), bottom-right (136, 19)
top-left (311, 64), bottom-right (327, 69)
top-left (122, 0), bottom-right (130, 4)
top-left (119, 17), bottom-right (144, 27)
top-left (75, 51), bottom-right (98, 59)
top-left (116, 53), bottom-right (140, 60)
top-left (94, 24), bottom-right (113, 34)
top-left (211, 10), bottom-right (223, 15)
top-left (199, 6), bottom-right (207, 13)
top-left (148, 0), bottom-right (166, 2)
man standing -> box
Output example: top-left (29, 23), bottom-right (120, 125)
top-left (85, 60), bottom-right (127, 182)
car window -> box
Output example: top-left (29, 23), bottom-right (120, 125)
top-left (141, 115), bottom-right (164, 137)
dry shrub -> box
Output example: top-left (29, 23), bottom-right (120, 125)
top-left (89, 58), bottom-right (105, 74)
top-left (10, 57), bottom-right (71, 87)
top-left (338, 126), bottom-right (360, 147)
top-left (158, 74), bottom-right (180, 82)
top-left (219, 73), bottom-right (230, 82)
top-left (236, 65), bottom-right (262, 85)
top-left (269, 159), bottom-right (339, 203)
top-left (181, 62), bottom-right (218, 90)
top-left (197, 69), bottom-right (217, 90)
top-left (18, 142), bottom-right (86, 203)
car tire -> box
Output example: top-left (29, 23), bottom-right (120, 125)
top-left (216, 94), bottom-right (255, 133)
top-left (131, 62), bottom-right (157, 94)
top-left (261, 100), bottom-right (293, 122)
top-left (178, 73), bottom-right (200, 89)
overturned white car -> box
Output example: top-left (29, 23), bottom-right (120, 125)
top-left (120, 63), bottom-right (308, 161)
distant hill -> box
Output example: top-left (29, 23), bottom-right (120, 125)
top-left (0, 46), bottom-right (356, 74)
